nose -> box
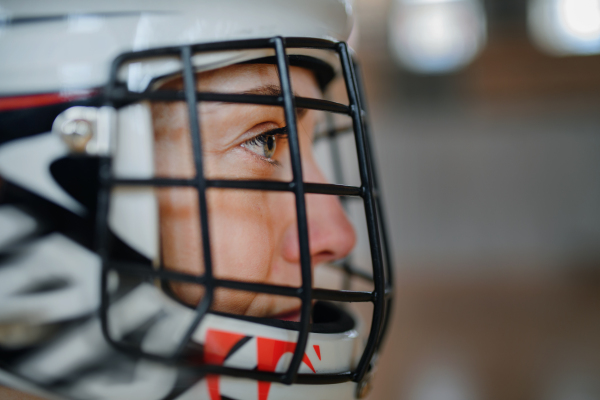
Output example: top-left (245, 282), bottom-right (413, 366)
top-left (281, 156), bottom-right (357, 266)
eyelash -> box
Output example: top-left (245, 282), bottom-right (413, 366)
top-left (243, 126), bottom-right (289, 164)
top-left (244, 126), bottom-right (289, 147)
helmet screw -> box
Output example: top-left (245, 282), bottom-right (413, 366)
top-left (59, 118), bottom-right (94, 152)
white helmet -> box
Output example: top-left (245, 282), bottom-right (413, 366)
top-left (0, 1), bottom-right (393, 399)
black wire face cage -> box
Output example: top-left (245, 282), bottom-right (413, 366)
top-left (97, 37), bottom-right (393, 387)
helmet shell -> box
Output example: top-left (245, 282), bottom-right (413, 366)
top-left (0, 0), bottom-right (353, 94)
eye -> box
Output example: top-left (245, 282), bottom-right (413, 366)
top-left (243, 133), bottom-right (277, 158)
top-left (241, 126), bottom-right (288, 160)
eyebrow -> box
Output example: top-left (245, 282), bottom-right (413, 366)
top-left (237, 84), bottom-right (308, 118)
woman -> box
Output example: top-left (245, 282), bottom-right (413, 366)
top-left (0, 1), bottom-right (392, 399)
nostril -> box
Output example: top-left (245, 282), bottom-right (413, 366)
top-left (312, 250), bottom-right (336, 265)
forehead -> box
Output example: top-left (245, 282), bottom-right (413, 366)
top-left (163, 64), bottom-right (322, 98)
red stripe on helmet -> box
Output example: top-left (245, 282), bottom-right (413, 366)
top-left (0, 90), bottom-right (98, 112)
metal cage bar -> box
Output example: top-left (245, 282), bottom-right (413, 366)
top-left (352, 61), bottom-right (395, 350)
top-left (109, 89), bottom-right (351, 115)
top-left (337, 41), bottom-right (386, 383)
top-left (106, 261), bottom-right (375, 302)
top-left (169, 45), bottom-right (216, 359)
top-left (109, 178), bottom-right (363, 197)
top-left (271, 36), bottom-right (313, 385)
top-left (98, 36), bottom-right (392, 386)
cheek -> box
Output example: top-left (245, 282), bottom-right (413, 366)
top-left (157, 187), bottom-right (203, 273)
top-left (208, 189), bottom-right (276, 281)
top-left (207, 190), bottom-right (296, 313)
top-left (158, 189), bottom-right (277, 309)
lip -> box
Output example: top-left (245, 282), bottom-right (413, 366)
top-left (273, 308), bottom-right (301, 322)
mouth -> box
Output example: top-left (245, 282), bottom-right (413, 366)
top-left (273, 308), bottom-right (301, 322)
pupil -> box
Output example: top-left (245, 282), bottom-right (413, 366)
top-left (262, 134), bottom-right (276, 158)
top-left (264, 135), bottom-right (275, 157)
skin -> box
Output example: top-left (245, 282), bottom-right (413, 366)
top-left (152, 64), bottom-right (356, 318)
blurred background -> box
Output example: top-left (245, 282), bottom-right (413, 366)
top-left (355, 0), bottom-right (600, 399)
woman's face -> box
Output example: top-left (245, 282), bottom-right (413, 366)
top-left (151, 64), bottom-right (356, 320)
